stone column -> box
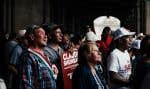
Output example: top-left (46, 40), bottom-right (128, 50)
top-left (137, 0), bottom-right (146, 34)
top-left (146, 0), bottom-right (150, 34)
top-left (137, 0), bottom-right (141, 33)
top-left (15, 0), bottom-right (43, 30)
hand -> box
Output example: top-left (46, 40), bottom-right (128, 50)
top-left (8, 64), bottom-right (18, 75)
top-left (51, 64), bottom-right (59, 76)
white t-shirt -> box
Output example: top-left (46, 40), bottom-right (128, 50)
top-left (107, 48), bottom-right (131, 80)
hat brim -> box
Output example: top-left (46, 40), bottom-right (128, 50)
top-left (114, 32), bottom-right (135, 40)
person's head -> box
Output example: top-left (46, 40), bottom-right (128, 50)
top-left (46, 24), bottom-right (63, 44)
top-left (137, 33), bottom-right (145, 40)
top-left (17, 29), bottom-right (26, 38)
top-left (113, 27), bottom-right (135, 50)
top-left (71, 34), bottom-right (83, 49)
top-left (62, 33), bottom-right (70, 44)
top-left (140, 35), bottom-right (150, 56)
top-left (101, 26), bottom-right (112, 39)
top-left (60, 33), bottom-right (71, 50)
top-left (16, 29), bottom-right (27, 45)
top-left (78, 42), bottom-right (102, 65)
top-left (8, 32), bottom-right (17, 40)
top-left (25, 25), bottom-right (47, 48)
top-left (85, 25), bottom-right (92, 33)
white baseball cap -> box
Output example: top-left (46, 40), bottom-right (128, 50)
top-left (17, 29), bottom-right (26, 37)
top-left (113, 27), bottom-right (135, 40)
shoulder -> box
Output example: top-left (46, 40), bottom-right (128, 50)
top-left (19, 50), bottom-right (37, 63)
top-left (113, 49), bottom-right (121, 53)
top-left (108, 49), bottom-right (120, 59)
top-left (73, 65), bottom-right (91, 77)
top-left (44, 46), bottom-right (52, 51)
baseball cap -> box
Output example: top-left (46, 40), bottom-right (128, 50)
top-left (17, 29), bottom-right (26, 37)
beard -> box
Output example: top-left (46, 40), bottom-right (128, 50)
top-left (37, 40), bottom-right (47, 48)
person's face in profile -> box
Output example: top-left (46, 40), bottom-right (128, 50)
top-left (88, 44), bottom-right (102, 64)
top-left (54, 28), bottom-right (63, 43)
top-left (34, 28), bottom-right (47, 47)
top-left (121, 35), bottom-right (133, 49)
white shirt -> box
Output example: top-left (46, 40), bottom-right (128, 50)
top-left (107, 48), bottom-right (131, 80)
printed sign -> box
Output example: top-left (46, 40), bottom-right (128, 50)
top-left (61, 49), bottom-right (78, 89)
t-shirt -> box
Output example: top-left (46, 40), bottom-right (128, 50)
top-left (107, 48), bottom-right (131, 80)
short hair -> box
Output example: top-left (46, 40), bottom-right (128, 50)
top-left (102, 26), bottom-right (111, 35)
top-left (42, 23), bottom-right (62, 34)
top-left (25, 25), bottom-right (40, 39)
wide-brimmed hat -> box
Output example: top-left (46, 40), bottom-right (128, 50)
top-left (113, 27), bottom-right (135, 40)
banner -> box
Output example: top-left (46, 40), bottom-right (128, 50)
top-left (61, 49), bottom-right (78, 89)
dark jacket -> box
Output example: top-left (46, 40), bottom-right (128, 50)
top-left (72, 64), bottom-right (106, 89)
top-left (133, 58), bottom-right (150, 89)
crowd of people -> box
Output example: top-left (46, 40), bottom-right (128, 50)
top-left (0, 23), bottom-right (150, 89)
